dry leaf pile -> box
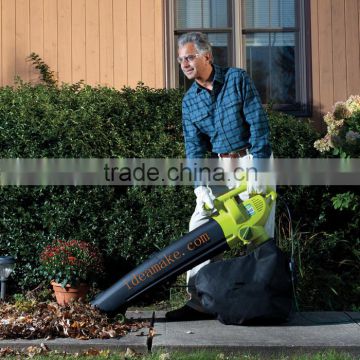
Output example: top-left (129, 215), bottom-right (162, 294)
top-left (0, 301), bottom-right (147, 340)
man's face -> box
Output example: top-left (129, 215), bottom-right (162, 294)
top-left (178, 43), bottom-right (211, 80)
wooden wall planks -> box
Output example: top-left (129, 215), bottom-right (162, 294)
top-left (0, 0), bottom-right (164, 88)
top-left (311, 0), bottom-right (360, 125)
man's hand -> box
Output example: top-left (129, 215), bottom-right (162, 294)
top-left (194, 186), bottom-right (215, 212)
top-left (239, 170), bottom-right (267, 200)
top-left (247, 180), bottom-right (267, 196)
top-left (239, 182), bottom-right (266, 201)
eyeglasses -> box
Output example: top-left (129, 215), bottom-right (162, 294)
top-left (177, 54), bottom-right (200, 64)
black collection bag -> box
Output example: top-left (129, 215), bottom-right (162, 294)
top-left (195, 239), bottom-right (293, 325)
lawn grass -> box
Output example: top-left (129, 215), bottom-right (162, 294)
top-left (3, 349), bottom-right (356, 360)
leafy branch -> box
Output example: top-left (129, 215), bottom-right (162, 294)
top-left (27, 52), bottom-right (58, 87)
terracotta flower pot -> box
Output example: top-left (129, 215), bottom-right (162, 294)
top-left (51, 281), bottom-right (89, 306)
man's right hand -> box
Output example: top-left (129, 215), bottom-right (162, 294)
top-left (194, 186), bottom-right (215, 212)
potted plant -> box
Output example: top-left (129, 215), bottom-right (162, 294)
top-left (40, 239), bottom-right (104, 306)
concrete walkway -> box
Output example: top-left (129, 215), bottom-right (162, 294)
top-left (0, 311), bottom-right (359, 357)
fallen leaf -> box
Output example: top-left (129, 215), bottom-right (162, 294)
top-left (82, 347), bottom-right (101, 356)
top-left (124, 347), bottom-right (141, 359)
top-left (159, 353), bottom-right (171, 360)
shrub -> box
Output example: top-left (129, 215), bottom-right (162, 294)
top-left (0, 82), bottom-right (184, 158)
top-left (301, 96), bottom-right (360, 310)
top-left (268, 110), bottom-right (319, 158)
top-left (314, 95), bottom-right (360, 157)
top-left (268, 107), bottom-right (359, 310)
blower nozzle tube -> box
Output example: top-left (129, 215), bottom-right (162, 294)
top-left (91, 219), bottom-right (227, 313)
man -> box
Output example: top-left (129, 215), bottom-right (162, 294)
top-left (165, 32), bottom-right (273, 321)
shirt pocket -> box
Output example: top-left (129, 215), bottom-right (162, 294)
top-left (190, 111), bottom-right (209, 124)
top-left (219, 95), bottom-right (247, 126)
top-left (190, 111), bottom-right (217, 138)
top-left (218, 97), bottom-right (242, 116)
top-left (216, 98), bottom-right (249, 139)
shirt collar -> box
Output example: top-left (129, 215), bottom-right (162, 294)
top-left (194, 64), bottom-right (224, 93)
top-left (212, 64), bottom-right (225, 84)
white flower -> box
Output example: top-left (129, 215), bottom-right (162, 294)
top-left (324, 112), bottom-right (335, 126)
top-left (314, 136), bottom-right (332, 153)
top-left (327, 119), bottom-right (345, 136)
top-left (345, 95), bottom-right (360, 114)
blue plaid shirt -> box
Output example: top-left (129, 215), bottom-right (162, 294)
top-left (182, 64), bottom-right (271, 159)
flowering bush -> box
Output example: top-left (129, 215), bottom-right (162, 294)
top-left (40, 240), bottom-right (104, 288)
top-left (314, 95), bottom-right (360, 157)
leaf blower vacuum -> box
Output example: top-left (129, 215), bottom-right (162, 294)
top-left (91, 185), bottom-right (277, 314)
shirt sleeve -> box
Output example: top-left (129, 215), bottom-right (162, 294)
top-left (182, 102), bottom-right (210, 159)
top-left (240, 71), bottom-right (272, 158)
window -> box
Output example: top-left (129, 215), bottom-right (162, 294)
top-left (242, 0), bottom-right (310, 115)
top-left (166, 0), bottom-right (310, 116)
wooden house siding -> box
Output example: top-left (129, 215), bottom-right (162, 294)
top-left (1, 0), bottom-right (360, 127)
top-left (311, 0), bottom-right (360, 127)
top-left (0, 0), bottom-right (164, 88)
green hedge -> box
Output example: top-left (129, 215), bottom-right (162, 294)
top-left (0, 83), bottom-right (189, 291)
top-left (0, 83), bottom-right (184, 157)
top-left (0, 81), bottom-right (358, 310)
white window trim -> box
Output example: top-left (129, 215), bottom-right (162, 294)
top-left (233, 0), bottom-right (243, 69)
top-left (164, 0), bottom-right (176, 88)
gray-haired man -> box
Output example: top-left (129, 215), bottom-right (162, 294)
top-left (165, 32), bottom-right (274, 321)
